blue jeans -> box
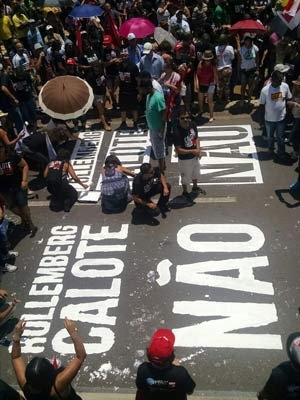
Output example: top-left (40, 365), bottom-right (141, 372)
top-left (0, 218), bottom-right (9, 269)
top-left (265, 120), bottom-right (286, 156)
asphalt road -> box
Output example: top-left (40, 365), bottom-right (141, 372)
top-left (1, 114), bottom-right (300, 396)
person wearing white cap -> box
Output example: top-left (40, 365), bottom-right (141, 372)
top-left (27, 19), bottom-right (44, 52)
top-left (44, 25), bottom-right (64, 47)
top-left (139, 42), bottom-right (164, 80)
top-left (127, 33), bottom-right (143, 65)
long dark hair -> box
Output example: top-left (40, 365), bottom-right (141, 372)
top-left (25, 357), bottom-right (57, 395)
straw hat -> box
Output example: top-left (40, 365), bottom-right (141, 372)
top-left (202, 50), bottom-right (214, 60)
top-left (292, 76), bottom-right (300, 86)
top-left (0, 110), bottom-right (8, 118)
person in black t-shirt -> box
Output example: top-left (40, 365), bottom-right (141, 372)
top-left (173, 111), bottom-right (206, 200)
top-left (117, 48), bottom-right (139, 130)
top-left (12, 67), bottom-right (36, 129)
top-left (258, 332), bottom-right (300, 400)
top-left (136, 328), bottom-right (196, 400)
top-left (0, 141), bottom-right (37, 237)
top-left (132, 162), bottom-right (171, 218)
top-left (87, 62), bottom-right (111, 131)
top-left (102, 35), bottom-right (120, 109)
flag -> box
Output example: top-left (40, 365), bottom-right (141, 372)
top-left (45, 133), bottom-right (57, 161)
top-left (278, 0), bottom-right (300, 29)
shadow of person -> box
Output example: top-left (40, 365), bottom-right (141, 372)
top-left (131, 208), bottom-right (160, 226)
top-left (275, 189), bottom-right (300, 208)
top-left (228, 101), bottom-right (254, 115)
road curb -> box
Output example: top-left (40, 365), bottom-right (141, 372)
top-left (76, 390), bottom-right (257, 400)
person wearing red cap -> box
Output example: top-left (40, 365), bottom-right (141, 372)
top-left (135, 329), bottom-right (196, 399)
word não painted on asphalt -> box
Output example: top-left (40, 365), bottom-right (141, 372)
top-left (157, 224), bottom-right (282, 350)
top-left (20, 224), bottom-right (128, 354)
top-left (172, 125), bottom-right (263, 185)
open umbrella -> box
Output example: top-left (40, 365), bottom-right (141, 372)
top-left (39, 76), bottom-right (94, 120)
top-left (119, 17), bottom-right (155, 38)
top-left (229, 19), bottom-right (266, 34)
top-left (69, 4), bottom-right (104, 18)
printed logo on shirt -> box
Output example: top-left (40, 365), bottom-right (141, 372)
top-left (146, 377), bottom-right (176, 388)
top-left (183, 129), bottom-right (196, 148)
top-left (271, 92), bottom-right (283, 100)
top-left (0, 161), bottom-right (13, 176)
top-left (119, 72), bottom-right (131, 82)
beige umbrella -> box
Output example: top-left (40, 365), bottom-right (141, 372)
top-left (38, 75), bottom-right (94, 120)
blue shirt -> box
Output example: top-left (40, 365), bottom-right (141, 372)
top-left (128, 44), bottom-right (143, 65)
top-left (139, 53), bottom-right (164, 80)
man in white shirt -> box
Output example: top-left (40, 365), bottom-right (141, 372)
top-left (215, 34), bottom-right (234, 102)
top-left (259, 70), bottom-right (292, 159)
top-left (169, 10), bottom-right (190, 35)
top-left (237, 34), bottom-right (259, 103)
top-left (12, 42), bottom-right (30, 70)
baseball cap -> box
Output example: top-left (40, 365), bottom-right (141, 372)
top-left (143, 42), bottom-right (152, 55)
top-left (127, 32), bottom-right (136, 41)
top-left (34, 43), bottom-right (43, 50)
top-left (103, 34), bottom-right (113, 46)
top-left (46, 25), bottom-right (53, 31)
top-left (274, 64), bottom-right (290, 74)
top-left (66, 58), bottom-right (76, 65)
top-left (147, 329), bottom-right (175, 364)
top-left (287, 332), bottom-right (300, 368)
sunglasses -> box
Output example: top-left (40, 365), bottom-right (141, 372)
top-left (180, 116), bottom-right (190, 120)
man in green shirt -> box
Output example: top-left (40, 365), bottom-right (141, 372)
top-left (142, 79), bottom-right (167, 172)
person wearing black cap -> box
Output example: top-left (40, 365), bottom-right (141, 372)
top-left (136, 328), bottom-right (196, 400)
top-left (258, 332), bottom-right (300, 400)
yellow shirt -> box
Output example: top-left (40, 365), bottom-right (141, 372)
top-left (12, 13), bottom-right (29, 39)
top-left (0, 15), bottom-right (13, 41)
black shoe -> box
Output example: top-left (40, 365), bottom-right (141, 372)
top-left (192, 186), bottom-right (207, 195)
top-left (117, 122), bottom-right (128, 131)
top-left (30, 226), bottom-right (38, 238)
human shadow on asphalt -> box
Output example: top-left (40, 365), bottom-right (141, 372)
top-left (7, 222), bottom-right (33, 250)
top-left (227, 101), bottom-right (254, 115)
top-left (275, 189), bottom-right (300, 208)
top-left (131, 208), bottom-right (160, 226)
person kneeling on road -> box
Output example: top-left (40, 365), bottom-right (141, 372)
top-left (132, 163), bottom-right (171, 217)
top-left (174, 110), bottom-right (206, 201)
top-left (44, 149), bottom-right (88, 212)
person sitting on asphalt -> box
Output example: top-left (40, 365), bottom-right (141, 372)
top-left (101, 154), bottom-right (136, 214)
top-left (174, 110), bottom-right (206, 201)
top-left (136, 328), bottom-right (196, 400)
top-left (11, 318), bottom-right (86, 400)
top-left (132, 162), bottom-right (171, 218)
top-left (258, 332), bottom-right (300, 400)
top-left (44, 149), bottom-right (88, 212)
top-left (0, 200), bottom-right (18, 273)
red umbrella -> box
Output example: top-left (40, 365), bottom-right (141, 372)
top-left (119, 17), bottom-right (155, 38)
top-left (229, 19), bottom-right (266, 34)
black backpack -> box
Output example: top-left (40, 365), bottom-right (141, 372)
top-left (46, 161), bottom-right (65, 192)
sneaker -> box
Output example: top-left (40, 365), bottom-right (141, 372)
top-left (8, 250), bottom-right (19, 257)
top-left (192, 186), bottom-right (207, 195)
top-left (290, 181), bottom-right (300, 191)
top-left (117, 121), bottom-right (128, 131)
top-left (2, 263), bottom-right (18, 273)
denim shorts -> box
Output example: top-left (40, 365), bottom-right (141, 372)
top-left (0, 187), bottom-right (28, 209)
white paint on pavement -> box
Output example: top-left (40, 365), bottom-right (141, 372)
top-left (156, 259), bottom-right (173, 286)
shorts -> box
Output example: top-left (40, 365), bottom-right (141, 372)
top-left (119, 93), bottom-right (138, 112)
top-left (93, 94), bottom-right (105, 105)
top-left (0, 187), bottom-right (28, 209)
top-left (240, 68), bottom-right (256, 85)
top-left (178, 157), bottom-right (201, 186)
top-left (199, 84), bottom-right (215, 94)
top-left (150, 131), bottom-right (166, 160)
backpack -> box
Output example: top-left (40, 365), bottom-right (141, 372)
top-left (46, 161), bottom-right (65, 193)
top-left (101, 168), bottom-right (130, 213)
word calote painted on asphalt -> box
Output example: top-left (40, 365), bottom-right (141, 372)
top-left (20, 224), bottom-right (129, 354)
top-left (156, 223), bottom-right (282, 350)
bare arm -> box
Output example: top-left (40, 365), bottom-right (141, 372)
top-left (116, 165), bottom-right (136, 177)
top-left (0, 129), bottom-right (21, 146)
top-left (43, 164), bottom-right (49, 179)
top-left (1, 85), bottom-right (18, 104)
top-left (54, 318), bottom-right (86, 394)
top-left (11, 320), bottom-right (27, 389)
top-left (18, 158), bottom-right (29, 190)
top-left (160, 173), bottom-right (169, 195)
top-left (68, 163), bottom-right (88, 188)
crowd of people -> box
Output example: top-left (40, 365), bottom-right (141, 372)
top-left (1, 0), bottom-right (300, 397)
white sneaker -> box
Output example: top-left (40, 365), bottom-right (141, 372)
top-left (2, 263), bottom-right (18, 273)
top-left (8, 250), bottom-right (19, 257)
